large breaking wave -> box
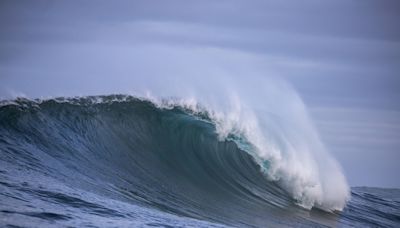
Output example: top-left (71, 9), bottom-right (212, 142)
top-left (0, 92), bottom-right (350, 218)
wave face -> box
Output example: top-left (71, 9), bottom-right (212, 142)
top-left (1, 95), bottom-right (397, 227)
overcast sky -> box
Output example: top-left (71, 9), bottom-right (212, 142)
top-left (1, 0), bottom-right (399, 188)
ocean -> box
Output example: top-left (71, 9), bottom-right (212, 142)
top-left (0, 95), bottom-right (399, 227)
